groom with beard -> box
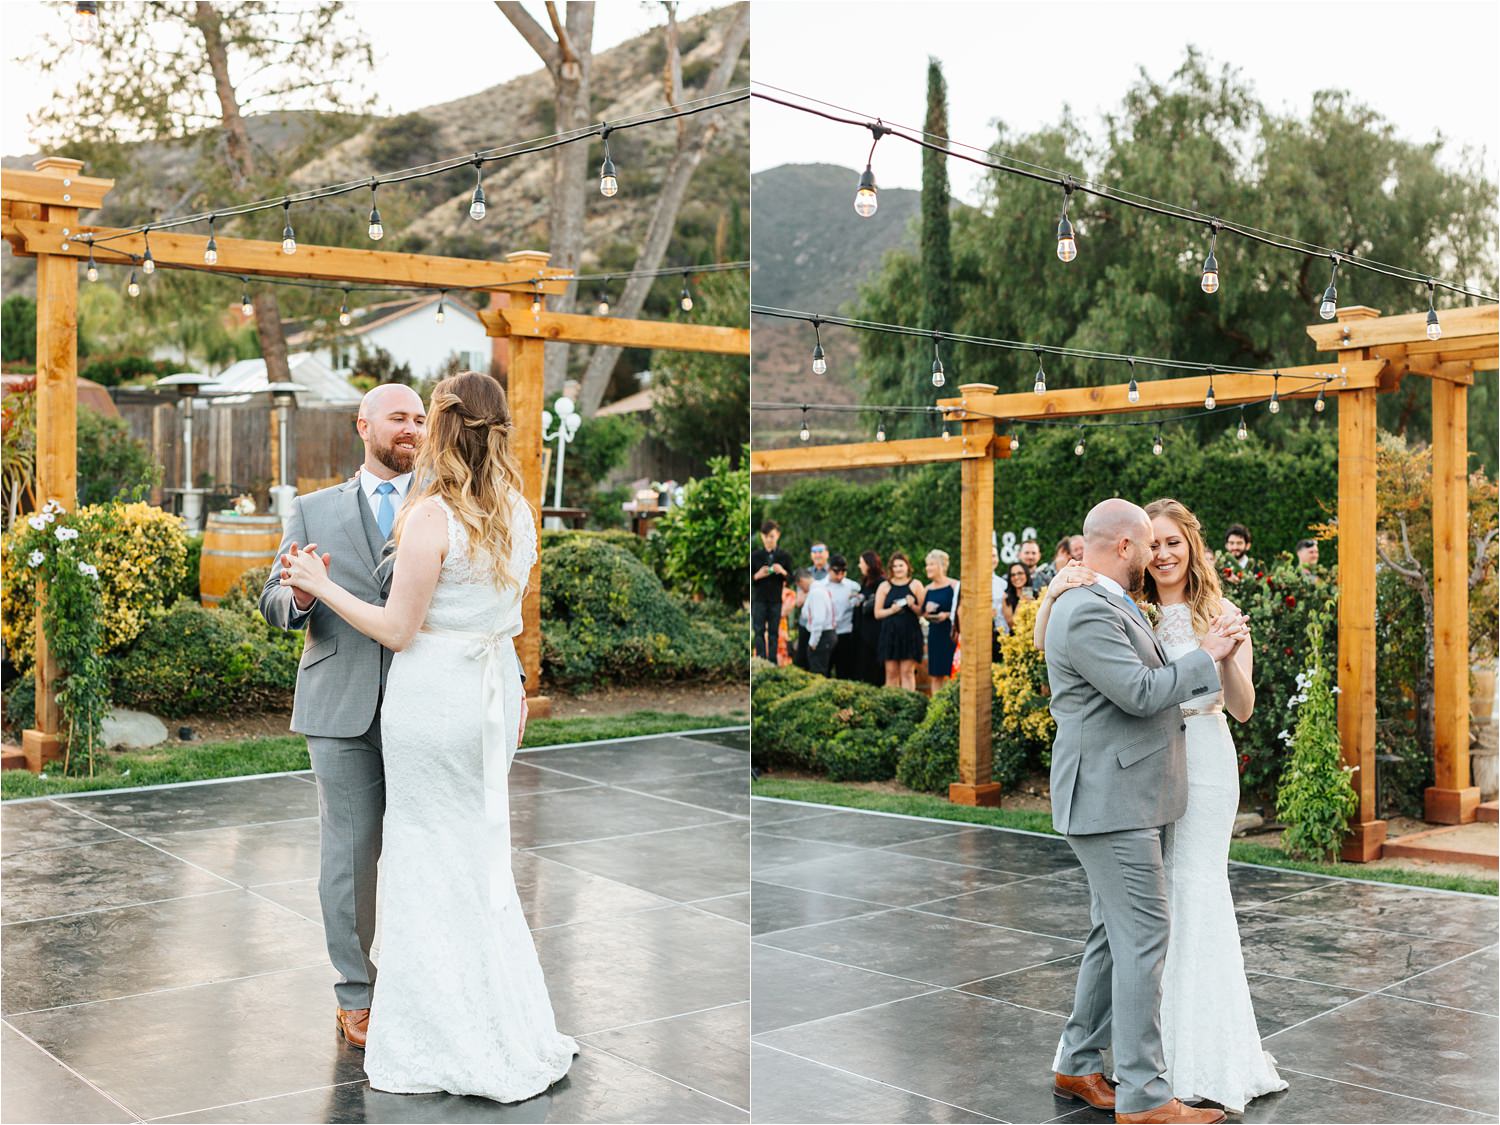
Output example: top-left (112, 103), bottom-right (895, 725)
top-left (259, 383), bottom-right (425, 1051)
top-left (1043, 499), bottom-right (1244, 1124)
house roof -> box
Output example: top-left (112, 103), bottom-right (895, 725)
top-left (595, 387), bottom-right (654, 417)
top-left (284, 292), bottom-right (484, 346)
top-left (212, 352), bottom-right (362, 404)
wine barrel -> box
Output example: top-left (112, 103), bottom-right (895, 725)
top-left (200, 513), bottom-right (282, 606)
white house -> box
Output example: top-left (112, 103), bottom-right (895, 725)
top-left (212, 352), bottom-right (361, 404)
top-left (288, 293), bottom-right (492, 381)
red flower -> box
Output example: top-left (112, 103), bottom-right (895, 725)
top-left (1284, 595), bottom-right (1296, 607)
top-left (1255, 571), bottom-right (1264, 579)
top-left (1284, 646), bottom-right (1293, 655)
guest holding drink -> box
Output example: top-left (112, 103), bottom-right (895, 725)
top-left (922, 549), bottom-right (959, 695)
top-left (875, 551), bottom-right (924, 691)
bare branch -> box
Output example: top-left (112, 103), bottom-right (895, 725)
top-left (1471, 527), bottom-right (1500, 588)
top-left (496, 1), bottom-right (561, 73)
top-left (546, 2), bottom-right (577, 67)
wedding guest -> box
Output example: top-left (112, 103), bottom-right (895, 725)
top-left (1068, 534), bottom-right (1085, 562)
top-left (1221, 523), bottom-right (1255, 582)
top-left (1000, 561), bottom-right (1034, 634)
top-left (825, 554), bottom-right (862, 679)
top-left (797, 568), bottom-right (837, 675)
top-left (922, 549), bottom-right (959, 695)
top-left (952, 543), bottom-right (1006, 662)
top-left (808, 542), bottom-right (830, 583)
top-left (875, 551), bottom-right (924, 691)
top-left (854, 551), bottom-right (886, 685)
top-left (1295, 538), bottom-right (1321, 583)
top-left (750, 520), bottom-right (793, 661)
top-left (1019, 537), bottom-right (1047, 593)
top-left (1034, 537), bottom-right (1068, 589)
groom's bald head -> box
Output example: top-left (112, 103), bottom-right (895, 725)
top-left (1082, 498), bottom-right (1153, 590)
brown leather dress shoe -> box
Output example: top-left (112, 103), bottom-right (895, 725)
top-left (335, 1007), bottom-right (370, 1050)
top-left (1053, 1072), bottom-right (1117, 1110)
top-left (1116, 1098), bottom-right (1227, 1124)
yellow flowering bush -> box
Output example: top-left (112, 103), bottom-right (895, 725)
top-left (2, 501), bottom-right (188, 669)
top-left (996, 599), bottom-right (1056, 764)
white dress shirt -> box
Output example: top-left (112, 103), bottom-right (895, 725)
top-left (800, 583), bottom-right (836, 649)
top-left (359, 468), bottom-right (413, 524)
top-left (826, 576), bottom-right (862, 635)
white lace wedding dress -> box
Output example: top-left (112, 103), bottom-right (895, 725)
top-left (1155, 601), bottom-right (1287, 1112)
top-left (363, 493), bottom-right (578, 1101)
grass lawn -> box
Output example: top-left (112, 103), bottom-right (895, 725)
top-left (2, 711), bottom-right (746, 800)
top-left (752, 776), bottom-right (1499, 897)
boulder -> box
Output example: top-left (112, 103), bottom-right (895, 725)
top-left (1232, 812), bottom-right (1265, 837)
top-left (100, 708), bottom-right (169, 750)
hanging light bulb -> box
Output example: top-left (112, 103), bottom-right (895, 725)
top-left (71, 1), bottom-right (99, 45)
top-left (1200, 224), bottom-right (1220, 294)
top-left (281, 199), bottom-right (297, 255)
top-left (1152, 426), bottom-right (1164, 456)
top-left (1236, 407), bottom-right (1249, 441)
top-left (204, 216), bottom-right (218, 265)
top-left (1426, 280), bottom-right (1441, 341)
top-left (530, 284), bottom-right (543, 315)
top-left (1127, 359), bottom-right (1139, 404)
top-left (469, 159), bottom-right (487, 220)
top-left (1204, 374), bottom-right (1216, 411)
top-left (1268, 374), bottom-right (1281, 414)
top-left (875, 415), bottom-right (886, 443)
top-left (1010, 432), bottom-right (1020, 453)
top-left (1318, 255), bottom-right (1339, 320)
top-left (126, 269), bottom-right (140, 298)
top-left (240, 281), bottom-right (253, 318)
top-left (595, 288), bottom-right (610, 317)
top-left (679, 274), bottom-right (693, 312)
top-left (799, 407), bottom-right (810, 443)
top-left (599, 127), bottom-right (618, 197)
top-left (1033, 349), bottom-right (1047, 395)
top-left (931, 336), bottom-right (945, 388)
top-left (338, 290), bottom-right (352, 327)
top-left (811, 319), bottom-right (827, 374)
top-left (854, 122), bottom-right (888, 218)
top-left (435, 291), bottom-right (447, 324)
top-left (85, 246), bottom-right (98, 283)
top-left (1314, 383), bottom-right (1327, 413)
top-left (941, 416), bottom-right (951, 441)
top-left (1073, 431), bottom-right (1086, 457)
top-left (1056, 182), bottom-right (1078, 263)
top-left (141, 229), bottom-right (155, 274)
top-left (367, 182), bottom-right (383, 241)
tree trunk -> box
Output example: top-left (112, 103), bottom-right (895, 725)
top-left (193, 1), bottom-right (293, 385)
top-left (574, 3), bottom-right (748, 414)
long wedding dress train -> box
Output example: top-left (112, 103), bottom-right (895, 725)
top-left (1156, 602), bottom-right (1287, 1113)
top-left (363, 494), bottom-right (577, 1101)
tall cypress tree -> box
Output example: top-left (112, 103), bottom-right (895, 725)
top-left (921, 57), bottom-right (956, 394)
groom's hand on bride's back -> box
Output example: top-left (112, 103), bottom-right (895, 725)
top-left (279, 541), bottom-right (332, 611)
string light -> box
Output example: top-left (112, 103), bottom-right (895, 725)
top-left (599, 127), bottom-right (618, 197)
top-left (1073, 430), bottom-right (1086, 457)
top-left (1127, 358), bottom-right (1139, 404)
top-left (203, 217), bottom-right (218, 265)
top-left (469, 159), bottom-right (487, 221)
top-left (435, 291), bottom-right (447, 324)
top-left (595, 288), bottom-right (610, 316)
top-left (530, 283), bottom-right (543, 315)
top-left (1152, 425), bottom-right (1164, 456)
top-left (71, 0), bottom-right (99, 45)
top-left (1268, 373), bottom-right (1281, 414)
top-left (1426, 280), bottom-right (1441, 341)
top-left (141, 228), bottom-right (155, 274)
top-left (126, 269), bottom-right (140, 297)
top-left (1204, 373), bottom-right (1216, 411)
top-left (680, 273), bottom-right (693, 312)
top-left (941, 414), bottom-right (951, 440)
top-left (1318, 255), bottom-right (1339, 320)
top-left (1033, 348), bottom-right (1047, 394)
top-left (811, 318), bottom-right (827, 374)
top-left (240, 281), bottom-right (253, 317)
top-left (854, 121), bottom-right (888, 218)
top-left (367, 182), bottom-right (383, 241)
top-left (281, 200), bottom-right (297, 255)
top-left (875, 414), bottom-right (886, 442)
top-left (1314, 383), bottom-right (1326, 413)
top-left (85, 245), bottom-right (98, 282)
top-left (799, 406), bottom-right (811, 443)
top-left (931, 336), bottom-right (945, 388)
top-left (1200, 223), bottom-right (1220, 294)
top-left (1056, 180), bottom-right (1077, 263)
top-left (1236, 406), bottom-right (1249, 441)
top-left (1010, 432), bottom-right (1020, 452)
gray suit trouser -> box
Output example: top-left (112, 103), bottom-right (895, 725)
top-left (307, 713), bottom-right (384, 1010)
top-left (1056, 826), bottom-right (1174, 1114)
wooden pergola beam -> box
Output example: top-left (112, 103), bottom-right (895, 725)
top-left (481, 306), bottom-right (750, 355)
top-left (1, 217), bottom-right (575, 293)
top-left (750, 432), bottom-right (1007, 476)
top-left (1306, 304), bottom-right (1498, 351)
top-left (946, 360), bottom-right (1387, 421)
top-left (0, 165), bottom-right (114, 211)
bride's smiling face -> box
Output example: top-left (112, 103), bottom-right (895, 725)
top-left (1149, 515), bottom-right (1191, 594)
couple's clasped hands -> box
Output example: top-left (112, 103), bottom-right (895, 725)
top-left (278, 541), bottom-right (334, 609)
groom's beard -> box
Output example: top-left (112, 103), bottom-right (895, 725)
top-left (372, 435), bottom-right (418, 474)
top-left (1126, 556), bottom-right (1148, 592)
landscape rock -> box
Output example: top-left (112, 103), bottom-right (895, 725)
top-left (1232, 812), bottom-right (1264, 837)
top-left (100, 709), bottom-right (169, 750)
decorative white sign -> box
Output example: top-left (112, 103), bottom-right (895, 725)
top-left (995, 526), bottom-right (1039, 565)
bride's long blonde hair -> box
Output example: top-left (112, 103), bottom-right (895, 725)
top-left (1142, 497), bottom-right (1224, 637)
top-left (391, 371), bottom-right (528, 592)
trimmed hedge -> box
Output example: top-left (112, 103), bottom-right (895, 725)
top-left (896, 671), bottom-right (1031, 794)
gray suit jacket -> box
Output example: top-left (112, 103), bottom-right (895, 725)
top-left (259, 477), bottom-right (394, 739)
top-left (1044, 584), bottom-right (1221, 835)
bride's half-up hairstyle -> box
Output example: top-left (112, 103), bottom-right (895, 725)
top-left (1142, 497), bottom-right (1224, 637)
top-left (391, 371), bottom-right (528, 591)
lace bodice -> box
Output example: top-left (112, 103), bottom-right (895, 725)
top-left (422, 493), bottom-right (537, 634)
top-left (1154, 602), bottom-right (1225, 713)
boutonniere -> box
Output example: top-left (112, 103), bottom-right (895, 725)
top-left (1139, 601), bottom-right (1162, 627)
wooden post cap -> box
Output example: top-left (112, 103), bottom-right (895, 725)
top-left (1335, 305), bottom-right (1382, 322)
top-left (32, 156), bottom-right (85, 177)
top-left (505, 250), bottom-right (551, 264)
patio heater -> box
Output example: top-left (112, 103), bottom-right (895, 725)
top-left (541, 395), bottom-right (582, 530)
top-left (156, 373), bottom-right (222, 533)
top-left (264, 382), bottom-right (307, 522)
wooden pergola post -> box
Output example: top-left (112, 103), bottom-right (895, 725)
top-left (952, 386), bottom-right (1001, 806)
top-left (1332, 307), bottom-right (1387, 861)
top-left (1428, 375), bottom-right (1478, 823)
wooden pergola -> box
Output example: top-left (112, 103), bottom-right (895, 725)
top-left (752, 304), bottom-right (1497, 861)
top-left (4, 157), bottom-right (748, 772)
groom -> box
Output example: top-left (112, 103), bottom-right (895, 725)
top-left (1043, 499), bottom-right (1241, 1125)
top-left (259, 383), bottom-right (425, 1050)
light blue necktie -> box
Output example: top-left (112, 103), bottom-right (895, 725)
top-left (375, 481), bottom-right (397, 539)
top-left (1124, 596), bottom-right (1152, 630)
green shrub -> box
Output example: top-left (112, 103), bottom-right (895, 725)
top-left (2, 296), bottom-right (36, 363)
top-left (540, 527), bottom-right (649, 564)
top-left (110, 600), bottom-right (298, 717)
top-left (898, 671), bottom-right (1029, 794)
top-left (539, 535), bottom-right (743, 690)
top-left (77, 407), bottom-right (160, 506)
top-left (178, 534), bottom-right (203, 604)
top-left (2, 672), bottom-right (36, 734)
top-left (655, 454), bottom-right (750, 606)
top-left (756, 676), bottom-right (927, 781)
top-left (1277, 617), bottom-right (1360, 861)
top-left (78, 354), bottom-right (175, 388)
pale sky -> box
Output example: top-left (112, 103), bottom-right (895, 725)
top-left (1, 1), bottom-right (720, 156)
top-left (751, 0), bottom-right (1500, 203)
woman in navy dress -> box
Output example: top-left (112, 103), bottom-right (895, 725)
top-left (854, 551), bottom-right (887, 686)
top-left (922, 549), bottom-right (958, 694)
top-left (875, 551), bottom-right (924, 691)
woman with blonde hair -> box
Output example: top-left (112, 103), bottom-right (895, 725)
top-left (285, 371), bottom-right (577, 1102)
top-left (921, 548), bottom-right (959, 694)
top-left (1031, 498), bottom-right (1282, 1113)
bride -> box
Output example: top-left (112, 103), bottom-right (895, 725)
top-left (1033, 497), bottom-right (1286, 1114)
top-left (284, 371), bottom-right (578, 1102)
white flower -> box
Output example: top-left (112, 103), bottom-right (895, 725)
top-left (27, 515), bottom-right (47, 530)
top-left (43, 499), bottom-right (64, 515)
top-left (1277, 729), bottom-right (1292, 742)
top-left (1331, 686), bottom-right (1341, 694)
top-left (42, 510), bottom-right (55, 523)
top-left (27, 550), bottom-right (45, 568)
top-left (55, 526), bottom-right (79, 541)
top-left (78, 562), bottom-right (99, 579)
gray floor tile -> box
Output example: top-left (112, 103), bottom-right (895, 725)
top-left (1387, 946), bottom-right (1499, 1016)
top-left (749, 831), bottom-right (866, 871)
top-left (919, 877), bottom-right (1092, 941)
top-left (750, 880), bottom-right (885, 936)
top-left (1253, 881), bottom-right (1500, 945)
top-left (1237, 913), bottom-right (1484, 992)
top-left (751, 943), bottom-right (934, 1035)
top-left (751, 1042), bottom-right (1000, 1123)
top-left (150, 817), bottom-right (322, 889)
top-left (55, 776), bottom-right (319, 840)
top-left (754, 810), bottom-right (967, 850)
top-left (582, 1002), bottom-right (748, 1109)
top-left (510, 786), bottom-right (730, 849)
top-left (756, 849), bottom-right (1010, 908)
top-left (513, 850), bottom-right (675, 929)
top-left (0, 800), bottom-right (127, 857)
top-left (2, 837), bottom-right (231, 923)
top-left (524, 738), bottom-right (746, 785)
top-left (885, 827), bottom-right (1081, 877)
top-left (532, 820), bottom-right (747, 903)
top-left (0, 1022), bottom-right (137, 1123)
